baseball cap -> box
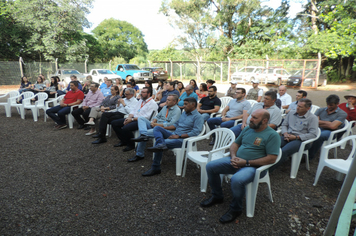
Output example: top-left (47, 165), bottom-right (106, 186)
top-left (251, 79), bottom-right (260, 84)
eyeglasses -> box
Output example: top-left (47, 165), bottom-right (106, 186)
top-left (124, 93), bottom-right (130, 96)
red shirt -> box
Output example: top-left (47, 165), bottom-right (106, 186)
top-left (64, 89), bottom-right (84, 105)
top-left (338, 103), bottom-right (356, 121)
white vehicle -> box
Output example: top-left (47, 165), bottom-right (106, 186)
top-left (85, 69), bottom-right (122, 83)
top-left (264, 68), bottom-right (291, 85)
top-left (52, 69), bottom-right (86, 84)
top-left (231, 66), bottom-right (265, 83)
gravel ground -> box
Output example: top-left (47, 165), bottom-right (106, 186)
top-left (1, 86), bottom-right (356, 235)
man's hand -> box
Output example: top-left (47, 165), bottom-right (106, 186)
top-left (118, 98), bottom-right (125, 105)
top-left (168, 134), bottom-right (180, 139)
top-left (221, 117), bottom-right (230, 122)
top-left (230, 157), bottom-right (242, 169)
top-left (123, 118), bottom-right (132, 125)
top-left (241, 123), bottom-right (247, 129)
top-left (283, 133), bottom-right (297, 142)
top-left (82, 106), bottom-right (89, 110)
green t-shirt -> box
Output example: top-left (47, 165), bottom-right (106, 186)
top-left (235, 126), bottom-right (280, 161)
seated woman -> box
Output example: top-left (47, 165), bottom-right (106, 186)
top-left (29, 76), bottom-right (46, 94)
top-left (43, 76), bottom-right (59, 98)
top-left (129, 78), bottom-right (140, 95)
top-left (177, 81), bottom-right (185, 97)
top-left (82, 80), bottom-right (91, 95)
top-left (84, 86), bottom-right (120, 135)
top-left (19, 76), bottom-right (32, 93)
top-left (206, 79), bottom-right (215, 90)
top-left (155, 79), bottom-right (165, 101)
top-left (196, 83), bottom-right (208, 99)
top-left (57, 77), bottom-right (66, 91)
top-left (190, 79), bottom-right (199, 93)
top-left (115, 78), bottom-right (124, 94)
top-left (99, 77), bottom-right (108, 90)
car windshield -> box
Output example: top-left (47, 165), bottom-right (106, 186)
top-left (63, 70), bottom-right (80, 75)
top-left (124, 65), bottom-right (141, 70)
top-left (142, 68), bottom-right (153, 72)
top-left (97, 70), bottom-right (113, 74)
top-left (238, 67), bottom-right (255, 73)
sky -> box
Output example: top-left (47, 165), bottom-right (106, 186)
top-left (84, 0), bottom-right (304, 51)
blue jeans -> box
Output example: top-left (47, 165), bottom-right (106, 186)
top-left (137, 117), bottom-right (152, 136)
top-left (46, 105), bottom-right (71, 125)
top-left (207, 117), bottom-right (236, 131)
top-left (206, 157), bottom-right (256, 211)
top-left (230, 124), bottom-right (243, 138)
top-left (136, 129), bottom-right (154, 157)
top-left (151, 126), bottom-right (183, 170)
top-left (201, 113), bottom-right (211, 122)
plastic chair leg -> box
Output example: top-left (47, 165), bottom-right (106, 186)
top-left (68, 114), bottom-right (74, 129)
top-left (174, 149), bottom-right (183, 176)
top-left (31, 107), bottom-right (38, 121)
top-left (5, 104), bottom-right (11, 117)
top-left (290, 153), bottom-right (302, 179)
top-left (200, 165), bottom-right (208, 192)
top-left (313, 164), bottom-right (326, 186)
top-left (245, 182), bottom-right (258, 218)
top-left (19, 106), bottom-right (25, 119)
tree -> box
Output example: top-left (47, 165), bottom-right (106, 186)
top-left (9, 0), bottom-right (93, 62)
top-left (92, 18), bottom-right (148, 62)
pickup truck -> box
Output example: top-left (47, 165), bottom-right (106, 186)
top-left (52, 69), bottom-right (86, 84)
top-left (84, 69), bottom-right (122, 83)
top-left (113, 64), bottom-right (153, 83)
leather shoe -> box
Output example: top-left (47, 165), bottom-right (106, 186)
top-left (219, 208), bottom-right (242, 224)
top-left (147, 144), bottom-right (168, 152)
top-left (77, 124), bottom-right (85, 129)
top-left (142, 168), bottom-right (161, 176)
top-left (128, 155), bottom-right (144, 162)
top-left (200, 196), bottom-right (224, 207)
top-left (123, 146), bottom-right (135, 152)
top-left (92, 138), bottom-right (107, 144)
top-left (113, 142), bottom-right (125, 147)
top-left (92, 133), bottom-right (101, 138)
top-left (84, 126), bottom-right (91, 130)
top-left (131, 135), bottom-right (149, 142)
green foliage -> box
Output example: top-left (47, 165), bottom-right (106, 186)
top-left (92, 18), bottom-right (148, 62)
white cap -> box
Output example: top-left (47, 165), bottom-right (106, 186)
top-left (230, 80), bottom-right (237, 84)
top-left (251, 79), bottom-right (260, 84)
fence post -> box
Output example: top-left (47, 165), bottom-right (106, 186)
top-left (147, 60), bottom-right (151, 67)
top-left (196, 57), bottom-right (201, 83)
top-left (109, 60), bottom-right (112, 70)
top-left (19, 57), bottom-right (24, 77)
top-left (316, 53), bottom-right (321, 89)
top-left (227, 57), bottom-right (231, 82)
top-left (55, 58), bottom-right (58, 71)
top-left (169, 59), bottom-right (173, 80)
top-left (84, 58), bottom-right (88, 73)
top-left (221, 62), bottom-right (223, 82)
top-left (265, 55), bottom-right (269, 84)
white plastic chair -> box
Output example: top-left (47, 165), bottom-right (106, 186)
top-left (45, 95), bottom-right (76, 128)
top-left (22, 92), bottom-right (48, 121)
top-left (7, 91), bottom-right (34, 119)
top-left (0, 91), bottom-right (19, 117)
top-left (310, 105), bottom-right (320, 114)
top-left (290, 128), bottom-right (321, 179)
top-left (183, 128), bottom-right (235, 192)
top-left (321, 120), bottom-right (349, 158)
top-left (223, 148), bottom-right (282, 218)
top-left (247, 99), bottom-right (258, 108)
top-left (341, 120), bottom-right (356, 149)
top-left (313, 135), bottom-right (356, 186)
top-left (205, 97), bottom-right (233, 133)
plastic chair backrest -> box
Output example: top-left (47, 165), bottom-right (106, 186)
top-left (36, 93), bottom-right (48, 105)
top-left (247, 99), bottom-right (258, 108)
top-left (218, 97), bottom-right (233, 113)
top-left (310, 105), bottom-right (320, 114)
top-left (20, 92), bottom-right (35, 106)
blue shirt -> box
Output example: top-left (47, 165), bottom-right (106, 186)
top-left (99, 82), bottom-right (106, 90)
top-left (178, 92), bottom-right (198, 106)
top-left (66, 82), bottom-right (83, 91)
top-left (159, 89), bottom-right (180, 105)
top-left (101, 85), bottom-right (112, 97)
top-left (173, 109), bottom-right (204, 137)
top-left (154, 105), bottom-right (182, 127)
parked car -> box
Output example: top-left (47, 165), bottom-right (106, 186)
top-left (141, 67), bottom-right (169, 81)
top-left (231, 66), bottom-right (265, 83)
top-left (286, 69), bottom-right (327, 87)
top-left (113, 64), bottom-right (153, 83)
top-left (264, 68), bottom-right (291, 85)
top-left (52, 69), bottom-right (86, 84)
top-left (84, 69), bottom-right (122, 83)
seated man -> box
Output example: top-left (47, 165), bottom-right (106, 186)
top-left (141, 97), bottom-right (204, 176)
top-left (99, 77), bottom-right (108, 90)
top-left (158, 81), bottom-right (180, 111)
top-left (246, 80), bottom-right (263, 102)
top-left (286, 90), bottom-right (307, 114)
top-left (207, 88), bottom-right (251, 145)
top-left (225, 80), bottom-right (238, 98)
top-left (309, 94), bottom-right (347, 159)
top-left (277, 85), bottom-right (292, 109)
top-left (111, 87), bottom-right (158, 152)
top-left (91, 88), bottom-right (138, 144)
top-left (57, 75), bottom-right (83, 95)
top-left (71, 82), bottom-right (105, 129)
top-left (230, 91), bottom-right (281, 138)
top-left (201, 109), bottom-right (281, 223)
top-left (271, 99), bottom-right (318, 171)
top-left (101, 79), bottom-right (113, 97)
top-left (177, 85), bottom-right (198, 109)
top-left (197, 85), bottom-right (221, 121)
top-left (338, 94), bottom-right (356, 121)
top-left (46, 81), bottom-right (84, 130)
top-left (129, 94), bottom-right (182, 162)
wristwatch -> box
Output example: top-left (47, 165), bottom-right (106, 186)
top-left (131, 118), bottom-right (134, 121)
top-left (245, 160), bottom-right (250, 167)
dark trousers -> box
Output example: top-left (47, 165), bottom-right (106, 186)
top-left (71, 107), bottom-right (91, 125)
top-left (111, 118), bottom-right (138, 147)
top-left (98, 112), bottom-right (126, 137)
top-left (46, 105), bottom-right (70, 125)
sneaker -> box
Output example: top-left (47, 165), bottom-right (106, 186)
top-left (57, 124), bottom-right (68, 130)
top-left (84, 121), bottom-right (95, 126)
top-left (85, 131), bottom-right (97, 136)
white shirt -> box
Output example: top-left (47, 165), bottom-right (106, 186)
top-left (277, 93), bottom-right (292, 106)
top-left (130, 97), bottom-right (158, 119)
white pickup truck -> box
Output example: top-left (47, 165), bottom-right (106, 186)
top-left (85, 69), bottom-right (122, 83)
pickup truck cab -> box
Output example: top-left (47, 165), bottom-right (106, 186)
top-left (52, 69), bottom-right (86, 84)
top-left (85, 69), bottom-right (121, 83)
top-left (113, 64), bottom-right (152, 83)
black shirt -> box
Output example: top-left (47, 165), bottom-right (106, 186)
top-left (199, 96), bottom-right (221, 111)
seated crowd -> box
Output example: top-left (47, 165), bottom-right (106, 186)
top-left (14, 75), bottom-right (356, 224)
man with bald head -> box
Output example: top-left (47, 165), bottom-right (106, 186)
top-left (177, 84), bottom-right (198, 109)
top-left (201, 109), bottom-right (281, 224)
top-left (277, 85), bottom-right (292, 109)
